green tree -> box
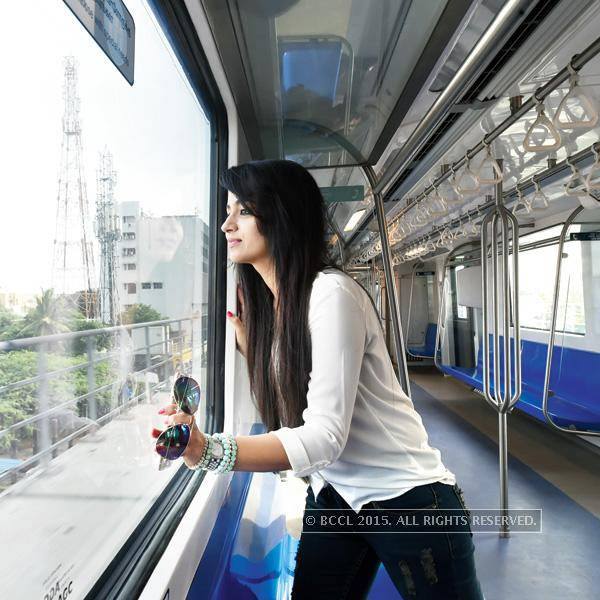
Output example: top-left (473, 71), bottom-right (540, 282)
top-left (0, 306), bottom-right (17, 331)
top-left (121, 303), bottom-right (166, 325)
top-left (71, 317), bottom-right (112, 354)
top-left (4, 289), bottom-right (79, 340)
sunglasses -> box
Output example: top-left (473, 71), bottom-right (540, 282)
top-left (155, 374), bottom-right (201, 470)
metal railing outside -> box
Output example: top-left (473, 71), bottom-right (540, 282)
top-left (0, 316), bottom-right (201, 488)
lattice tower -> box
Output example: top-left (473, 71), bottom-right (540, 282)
top-left (95, 148), bottom-right (121, 325)
top-left (51, 56), bottom-right (97, 318)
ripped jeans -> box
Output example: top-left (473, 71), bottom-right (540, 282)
top-left (291, 481), bottom-right (484, 600)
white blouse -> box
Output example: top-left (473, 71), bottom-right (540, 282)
top-left (272, 267), bottom-right (456, 513)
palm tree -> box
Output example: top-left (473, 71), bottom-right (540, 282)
top-left (15, 289), bottom-right (79, 338)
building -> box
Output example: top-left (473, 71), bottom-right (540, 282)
top-left (116, 201), bottom-right (209, 321)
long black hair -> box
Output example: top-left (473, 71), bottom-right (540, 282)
top-left (220, 159), bottom-right (342, 431)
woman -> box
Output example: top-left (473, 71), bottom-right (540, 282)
top-left (157, 160), bottom-right (484, 599)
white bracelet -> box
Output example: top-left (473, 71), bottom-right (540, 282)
top-left (188, 433), bottom-right (210, 471)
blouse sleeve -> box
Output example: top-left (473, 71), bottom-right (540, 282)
top-left (271, 283), bottom-right (366, 478)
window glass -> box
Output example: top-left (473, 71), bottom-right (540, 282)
top-left (0, 2), bottom-right (212, 598)
top-left (519, 225), bottom-right (586, 335)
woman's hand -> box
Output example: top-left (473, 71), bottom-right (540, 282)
top-left (227, 284), bottom-right (247, 357)
top-left (152, 404), bottom-right (206, 468)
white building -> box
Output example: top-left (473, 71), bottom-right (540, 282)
top-left (116, 200), bottom-right (209, 324)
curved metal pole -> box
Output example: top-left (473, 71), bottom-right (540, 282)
top-left (480, 159), bottom-right (521, 537)
top-left (542, 206), bottom-right (600, 436)
top-left (508, 209), bottom-right (522, 411)
top-left (289, 118), bottom-right (411, 395)
top-left (433, 271), bottom-right (448, 372)
top-left (481, 210), bottom-right (498, 411)
top-left (362, 164), bottom-right (410, 396)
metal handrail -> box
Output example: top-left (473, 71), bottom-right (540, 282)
top-left (384, 36), bottom-right (600, 224)
top-left (362, 164), bottom-right (411, 397)
top-left (482, 208), bottom-right (522, 413)
top-left (353, 34), bottom-right (600, 265)
top-left (374, 0), bottom-right (535, 195)
top-left (542, 206), bottom-right (600, 436)
top-left (0, 332), bottom-right (184, 397)
top-left (0, 315), bottom-right (192, 351)
top-left (480, 160), bottom-right (521, 537)
top-left (0, 378), bottom-right (170, 485)
top-left (0, 316), bottom-right (199, 484)
top-left (389, 142), bottom-right (600, 265)
top-left (433, 274), bottom-right (448, 373)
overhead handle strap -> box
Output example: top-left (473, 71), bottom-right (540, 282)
top-left (446, 166), bottom-right (464, 205)
top-left (565, 155), bottom-right (599, 209)
top-left (523, 93), bottom-right (562, 153)
top-left (530, 179), bottom-right (549, 212)
top-left (476, 142), bottom-right (503, 184)
top-left (553, 63), bottom-right (599, 130)
top-left (512, 185), bottom-right (531, 217)
top-left (428, 179), bottom-right (449, 217)
top-left (455, 154), bottom-right (481, 195)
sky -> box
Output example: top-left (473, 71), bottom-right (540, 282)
top-left (0, 0), bottom-right (211, 294)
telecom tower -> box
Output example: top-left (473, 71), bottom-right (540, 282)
top-left (95, 149), bottom-right (121, 325)
top-left (51, 56), bottom-right (97, 318)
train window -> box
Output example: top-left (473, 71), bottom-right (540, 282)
top-left (519, 225), bottom-right (586, 335)
top-left (0, 1), bottom-right (213, 598)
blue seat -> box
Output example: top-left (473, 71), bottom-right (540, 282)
top-left (408, 323), bottom-right (437, 357)
top-left (440, 336), bottom-right (600, 430)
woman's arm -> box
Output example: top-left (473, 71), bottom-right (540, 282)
top-left (232, 433), bottom-right (291, 471)
top-left (157, 412), bottom-right (291, 472)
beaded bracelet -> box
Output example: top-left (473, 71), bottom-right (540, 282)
top-left (188, 432), bottom-right (238, 473)
top-left (189, 434), bottom-right (211, 471)
top-left (214, 432), bottom-right (238, 473)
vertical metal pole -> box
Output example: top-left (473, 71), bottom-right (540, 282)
top-left (178, 319), bottom-right (184, 369)
top-left (498, 412), bottom-right (509, 537)
top-left (361, 165), bottom-right (411, 396)
top-left (86, 336), bottom-right (97, 420)
top-left (434, 269), bottom-right (448, 372)
top-left (37, 343), bottom-right (50, 467)
top-left (480, 159), bottom-right (511, 537)
top-left (495, 159), bottom-right (510, 537)
top-left (144, 325), bottom-right (152, 403)
top-left (145, 325), bottom-right (151, 370)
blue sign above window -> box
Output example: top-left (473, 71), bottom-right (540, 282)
top-left (63, 0), bottom-right (135, 85)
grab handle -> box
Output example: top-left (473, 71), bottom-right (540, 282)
top-left (523, 96), bottom-right (562, 153)
top-left (553, 64), bottom-right (599, 130)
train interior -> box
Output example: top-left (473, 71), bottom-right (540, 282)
top-left (1, 1), bottom-right (600, 599)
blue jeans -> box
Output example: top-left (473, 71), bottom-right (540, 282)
top-left (291, 481), bottom-right (484, 599)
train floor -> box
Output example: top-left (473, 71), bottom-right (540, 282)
top-left (365, 366), bottom-right (600, 600)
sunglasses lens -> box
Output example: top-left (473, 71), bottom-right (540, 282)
top-left (173, 376), bottom-right (201, 414)
top-left (155, 424), bottom-right (191, 460)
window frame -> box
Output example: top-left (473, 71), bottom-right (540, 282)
top-left (85, 1), bottom-right (228, 598)
top-left (518, 223), bottom-right (587, 336)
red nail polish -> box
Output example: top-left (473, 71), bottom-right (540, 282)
top-left (158, 408), bottom-right (165, 414)
top-left (227, 310), bottom-right (233, 317)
